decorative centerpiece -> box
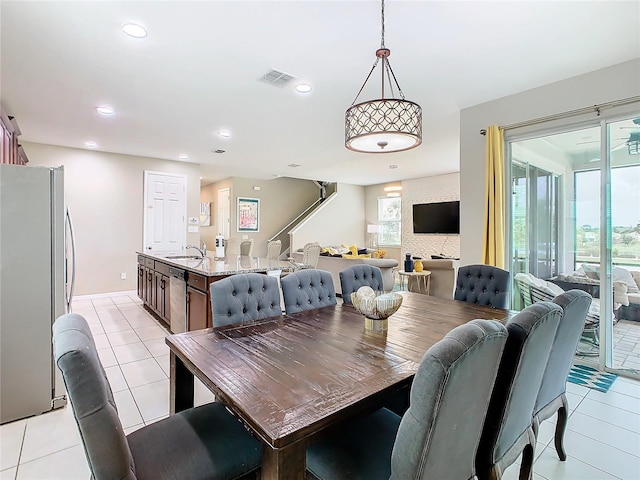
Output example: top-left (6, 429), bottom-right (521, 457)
top-left (350, 286), bottom-right (403, 331)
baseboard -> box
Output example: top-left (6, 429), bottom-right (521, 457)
top-left (73, 290), bottom-right (138, 301)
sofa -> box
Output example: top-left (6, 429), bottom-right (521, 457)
top-left (552, 265), bottom-right (640, 321)
top-left (291, 251), bottom-right (398, 295)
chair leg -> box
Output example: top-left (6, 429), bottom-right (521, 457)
top-left (519, 444), bottom-right (534, 480)
top-left (554, 396), bottom-right (569, 461)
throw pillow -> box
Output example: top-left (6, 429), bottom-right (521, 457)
top-left (612, 266), bottom-right (640, 294)
top-left (582, 264), bottom-right (599, 280)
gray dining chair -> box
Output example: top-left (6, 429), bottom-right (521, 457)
top-left (475, 301), bottom-right (562, 480)
top-left (455, 264), bottom-right (511, 309)
top-left (306, 319), bottom-right (508, 480)
top-left (281, 269), bottom-right (337, 314)
top-left (240, 239), bottom-right (254, 257)
top-left (52, 313), bottom-right (261, 480)
top-left (225, 237), bottom-right (240, 256)
top-left (266, 239), bottom-right (282, 260)
top-left (210, 273), bottom-right (282, 327)
top-left (339, 264), bottom-right (384, 305)
top-left (533, 289), bottom-right (592, 461)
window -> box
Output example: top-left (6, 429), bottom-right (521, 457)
top-left (378, 197), bottom-right (401, 246)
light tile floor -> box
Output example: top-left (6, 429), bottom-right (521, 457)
top-left (1, 292), bottom-right (639, 480)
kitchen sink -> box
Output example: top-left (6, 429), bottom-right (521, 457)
top-left (164, 255), bottom-right (203, 260)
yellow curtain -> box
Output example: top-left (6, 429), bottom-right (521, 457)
top-left (482, 125), bottom-right (505, 268)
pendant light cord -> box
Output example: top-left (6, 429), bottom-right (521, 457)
top-left (350, 0), bottom-right (407, 105)
top-left (381, 0), bottom-right (385, 49)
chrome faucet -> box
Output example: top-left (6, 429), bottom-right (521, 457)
top-left (186, 243), bottom-right (206, 258)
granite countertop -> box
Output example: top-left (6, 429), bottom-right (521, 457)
top-left (138, 251), bottom-right (295, 277)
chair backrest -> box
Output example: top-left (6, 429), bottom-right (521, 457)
top-left (476, 302), bottom-right (562, 471)
top-left (240, 239), bottom-right (254, 257)
top-left (210, 273), bottom-right (282, 327)
top-left (53, 313), bottom-right (137, 480)
top-left (391, 320), bottom-right (508, 480)
top-left (281, 269), bottom-right (337, 314)
top-left (534, 290), bottom-right (592, 415)
top-left (514, 272), bottom-right (534, 307)
top-left (225, 238), bottom-right (240, 256)
top-left (454, 264), bottom-right (511, 309)
top-left (339, 264), bottom-right (384, 305)
top-left (302, 242), bottom-right (321, 268)
top-left (267, 240), bottom-right (282, 260)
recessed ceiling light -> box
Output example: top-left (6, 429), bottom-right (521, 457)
top-left (212, 149), bottom-right (226, 154)
top-left (217, 130), bottom-right (232, 138)
top-left (178, 154), bottom-right (189, 160)
top-left (84, 141), bottom-right (98, 149)
top-left (288, 163), bottom-right (301, 168)
top-left (384, 185), bottom-right (402, 192)
top-left (295, 84), bottom-right (312, 94)
top-left (96, 106), bottom-right (114, 115)
top-left (387, 192), bottom-right (401, 197)
top-left (122, 23), bottom-right (147, 38)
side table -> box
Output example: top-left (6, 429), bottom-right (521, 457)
top-left (398, 270), bottom-right (432, 295)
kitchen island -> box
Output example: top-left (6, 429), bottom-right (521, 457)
top-left (137, 252), bottom-right (294, 333)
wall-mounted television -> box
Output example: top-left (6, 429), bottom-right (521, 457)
top-left (412, 201), bottom-right (460, 234)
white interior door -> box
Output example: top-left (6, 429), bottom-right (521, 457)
top-left (217, 187), bottom-right (230, 238)
top-left (143, 171), bottom-right (187, 252)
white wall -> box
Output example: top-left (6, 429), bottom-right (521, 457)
top-left (460, 59), bottom-right (640, 265)
top-left (200, 176), bottom-right (318, 257)
top-left (22, 142), bottom-right (202, 295)
top-left (365, 173), bottom-right (461, 263)
top-left (291, 183), bottom-right (365, 251)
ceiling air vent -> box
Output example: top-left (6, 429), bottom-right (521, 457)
top-left (260, 69), bottom-right (296, 88)
top-left (213, 149), bottom-right (226, 154)
top-left (288, 163), bottom-right (301, 168)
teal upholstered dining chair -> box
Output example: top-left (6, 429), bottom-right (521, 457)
top-left (281, 269), bottom-right (337, 314)
top-left (210, 272), bottom-right (282, 327)
top-left (533, 289), bottom-right (591, 461)
top-left (306, 319), bottom-right (508, 480)
top-left (475, 302), bottom-right (562, 480)
top-left (339, 264), bottom-right (384, 305)
top-left (53, 313), bottom-right (261, 480)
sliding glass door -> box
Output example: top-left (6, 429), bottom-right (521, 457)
top-left (509, 114), bottom-right (640, 378)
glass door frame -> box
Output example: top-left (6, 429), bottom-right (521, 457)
top-left (504, 103), bottom-right (640, 376)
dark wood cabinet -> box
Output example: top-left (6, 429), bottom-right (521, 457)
top-left (187, 287), bottom-right (208, 331)
top-left (138, 254), bottom-right (217, 332)
top-left (1, 105), bottom-right (28, 165)
top-left (187, 272), bottom-right (211, 330)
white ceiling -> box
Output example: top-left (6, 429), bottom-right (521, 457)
top-left (1, 1), bottom-right (639, 186)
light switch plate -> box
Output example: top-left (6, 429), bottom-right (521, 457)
top-left (188, 226), bottom-right (199, 233)
top-left (188, 217), bottom-right (198, 224)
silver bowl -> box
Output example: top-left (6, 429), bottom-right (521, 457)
top-left (351, 290), bottom-right (403, 320)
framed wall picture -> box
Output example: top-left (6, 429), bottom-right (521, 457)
top-left (237, 197), bottom-right (259, 232)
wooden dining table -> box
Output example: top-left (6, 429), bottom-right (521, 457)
top-left (166, 292), bottom-right (514, 480)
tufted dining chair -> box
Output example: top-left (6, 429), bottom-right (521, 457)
top-left (52, 313), bottom-right (261, 480)
top-left (210, 273), bottom-right (282, 327)
top-left (306, 319), bottom-right (508, 480)
top-left (455, 264), bottom-right (511, 309)
top-left (475, 302), bottom-right (562, 480)
top-left (281, 269), bottom-right (337, 314)
top-left (339, 264), bottom-right (384, 305)
top-left (533, 289), bottom-right (591, 461)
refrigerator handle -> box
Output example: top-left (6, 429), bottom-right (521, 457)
top-left (65, 208), bottom-right (77, 313)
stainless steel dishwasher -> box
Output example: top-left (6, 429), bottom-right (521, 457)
top-left (169, 267), bottom-right (187, 334)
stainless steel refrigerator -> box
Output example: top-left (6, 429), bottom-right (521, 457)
top-left (0, 164), bottom-right (75, 424)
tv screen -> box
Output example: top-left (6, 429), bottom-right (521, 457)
top-left (412, 201), bottom-right (460, 234)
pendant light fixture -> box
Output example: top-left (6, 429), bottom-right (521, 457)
top-left (345, 0), bottom-right (422, 153)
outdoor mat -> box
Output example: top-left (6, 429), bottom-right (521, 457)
top-left (568, 364), bottom-right (618, 393)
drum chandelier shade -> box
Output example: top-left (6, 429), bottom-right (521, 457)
top-left (345, 0), bottom-right (422, 153)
